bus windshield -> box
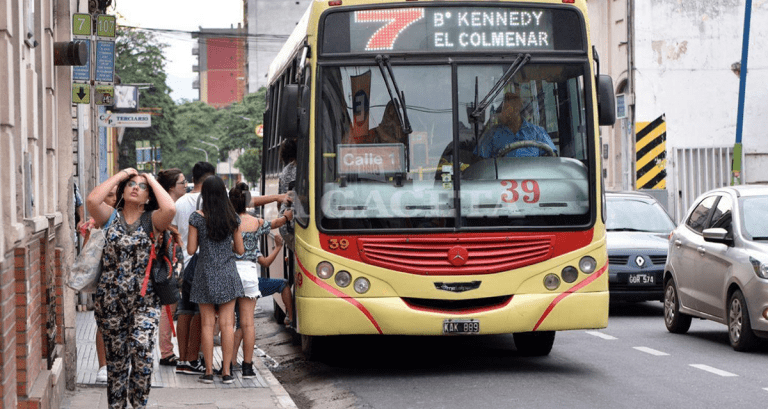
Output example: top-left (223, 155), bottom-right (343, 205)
top-left (318, 62), bottom-right (592, 231)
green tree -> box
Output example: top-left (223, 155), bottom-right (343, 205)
top-left (114, 27), bottom-right (177, 173)
top-left (235, 148), bottom-right (261, 185)
top-left (172, 101), bottom-right (219, 172)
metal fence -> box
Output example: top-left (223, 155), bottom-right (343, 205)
top-left (666, 146), bottom-right (737, 223)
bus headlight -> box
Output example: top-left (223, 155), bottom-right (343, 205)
top-left (579, 256), bottom-right (597, 274)
top-left (561, 266), bottom-right (578, 283)
top-left (354, 277), bottom-right (370, 294)
top-left (316, 261), bottom-right (334, 279)
top-left (335, 270), bottom-right (352, 287)
top-left (544, 274), bottom-right (560, 290)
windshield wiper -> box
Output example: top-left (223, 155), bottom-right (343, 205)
top-left (375, 55), bottom-right (412, 135)
top-left (470, 53), bottom-right (530, 120)
top-left (751, 236), bottom-right (768, 240)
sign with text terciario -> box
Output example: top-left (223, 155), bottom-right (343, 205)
top-left (98, 113), bottom-right (152, 128)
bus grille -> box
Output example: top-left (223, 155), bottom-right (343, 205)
top-left (357, 235), bottom-right (554, 275)
top-left (402, 295), bottom-right (513, 313)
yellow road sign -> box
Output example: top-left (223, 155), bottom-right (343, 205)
top-left (255, 124), bottom-right (264, 137)
top-left (72, 83), bottom-right (90, 104)
top-left (73, 14), bottom-right (91, 37)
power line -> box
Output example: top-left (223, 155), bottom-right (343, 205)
top-left (120, 25), bottom-right (289, 42)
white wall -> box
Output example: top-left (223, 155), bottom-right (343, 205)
top-left (246, 0), bottom-right (312, 93)
top-left (634, 0), bottom-right (768, 183)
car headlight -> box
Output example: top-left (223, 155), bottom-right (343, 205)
top-left (750, 257), bottom-right (768, 279)
top-left (544, 274), bottom-right (560, 290)
top-left (335, 270), bottom-right (352, 287)
top-left (579, 256), bottom-right (597, 274)
top-left (562, 266), bottom-right (579, 283)
top-left (316, 261), bottom-right (334, 279)
top-left (354, 277), bottom-right (370, 294)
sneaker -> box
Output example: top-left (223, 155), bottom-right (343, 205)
top-left (96, 366), bottom-right (107, 383)
top-left (254, 347), bottom-right (266, 357)
top-left (175, 361), bottom-right (192, 374)
top-left (198, 374), bottom-right (214, 384)
top-left (232, 361), bottom-right (242, 372)
top-left (187, 359), bottom-right (206, 375)
top-left (159, 354), bottom-right (178, 366)
top-left (221, 374), bottom-right (235, 384)
top-left (241, 362), bottom-right (256, 379)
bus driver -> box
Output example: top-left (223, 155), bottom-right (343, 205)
top-left (474, 91), bottom-right (557, 158)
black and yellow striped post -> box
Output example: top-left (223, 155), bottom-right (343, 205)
top-left (635, 114), bottom-right (667, 189)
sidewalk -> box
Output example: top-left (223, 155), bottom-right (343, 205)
top-left (61, 302), bottom-right (297, 409)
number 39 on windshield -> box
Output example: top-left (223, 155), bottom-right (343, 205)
top-left (501, 179), bottom-right (540, 204)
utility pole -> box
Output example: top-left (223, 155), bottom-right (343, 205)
top-left (732, 0), bottom-right (752, 185)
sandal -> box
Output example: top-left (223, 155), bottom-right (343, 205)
top-left (159, 355), bottom-right (178, 366)
top-left (284, 317), bottom-right (293, 328)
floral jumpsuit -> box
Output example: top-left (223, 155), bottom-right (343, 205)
top-left (94, 211), bottom-right (160, 409)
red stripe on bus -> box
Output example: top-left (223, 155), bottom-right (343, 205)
top-left (532, 264), bottom-right (608, 332)
top-left (297, 258), bottom-right (384, 334)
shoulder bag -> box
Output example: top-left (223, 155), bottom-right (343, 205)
top-left (67, 210), bottom-right (117, 293)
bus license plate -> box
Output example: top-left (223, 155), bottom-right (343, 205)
top-left (443, 319), bottom-right (479, 334)
top-left (628, 273), bottom-right (654, 285)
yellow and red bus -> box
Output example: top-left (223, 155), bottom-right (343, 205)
top-left (262, 0), bottom-right (616, 357)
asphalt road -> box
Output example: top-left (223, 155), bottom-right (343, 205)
top-left (256, 300), bottom-right (768, 409)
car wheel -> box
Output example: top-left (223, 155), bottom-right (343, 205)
top-left (664, 278), bottom-right (692, 334)
top-left (728, 289), bottom-right (758, 352)
top-left (513, 331), bottom-right (555, 356)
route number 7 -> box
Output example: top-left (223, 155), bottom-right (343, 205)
top-left (355, 9), bottom-right (425, 51)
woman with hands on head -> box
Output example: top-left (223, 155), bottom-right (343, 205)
top-left (86, 168), bottom-right (176, 409)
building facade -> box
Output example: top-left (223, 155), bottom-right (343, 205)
top-left (0, 0), bottom-right (89, 407)
top-left (193, 26), bottom-right (247, 108)
top-left (588, 0), bottom-right (768, 220)
top-left (244, 0), bottom-right (311, 92)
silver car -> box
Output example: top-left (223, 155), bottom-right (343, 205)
top-left (664, 185), bottom-right (768, 351)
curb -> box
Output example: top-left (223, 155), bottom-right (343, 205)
top-left (254, 352), bottom-right (297, 409)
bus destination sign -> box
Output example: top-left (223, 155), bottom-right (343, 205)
top-left (345, 7), bottom-right (555, 53)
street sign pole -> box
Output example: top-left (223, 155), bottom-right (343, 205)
top-left (732, 0), bottom-right (752, 186)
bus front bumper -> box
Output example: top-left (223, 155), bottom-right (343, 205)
top-left (295, 291), bottom-right (609, 336)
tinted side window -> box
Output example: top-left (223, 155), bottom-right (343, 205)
top-left (686, 196), bottom-right (717, 234)
top-left (709, 195), bottom-right (733, 236)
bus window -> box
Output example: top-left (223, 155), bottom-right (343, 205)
top-left (319, 65), bottom-right (454, 230)
top-left (457, 63), bottom-right (591, 227)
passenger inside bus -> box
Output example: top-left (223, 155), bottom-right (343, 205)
top-left (343, 101), bottom-right (406, 145)
top-left (474, 91), bottom-right (557, 158)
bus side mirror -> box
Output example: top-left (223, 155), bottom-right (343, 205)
top-left (597, 75), bottom-right (616, 126)
top-left (280, 84), bottom-right (300, 138)
top-left (298, 84), bottom-right (311, 139)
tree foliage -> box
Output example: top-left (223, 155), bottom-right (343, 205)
top-left (114, 27), bottom-right (177, 173)
top-left (174, 87), bottom-right (267, 184)
top-left (234, 148), bottom-right (261, 185)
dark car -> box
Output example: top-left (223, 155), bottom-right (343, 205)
top-left (606, 191), bottom-right (676, 302)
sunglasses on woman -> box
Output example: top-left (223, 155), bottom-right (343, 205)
top-left (127, 181), bottom-right (149, 191)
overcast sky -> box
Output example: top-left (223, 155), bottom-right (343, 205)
top-left (114, 0), bottom-right (243, 102)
